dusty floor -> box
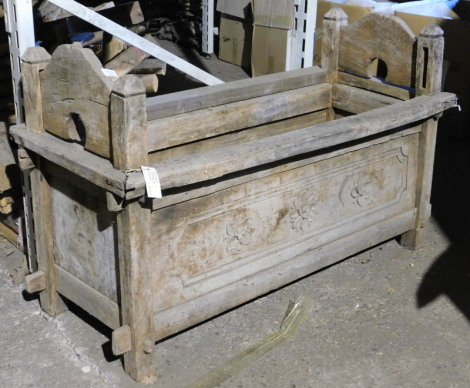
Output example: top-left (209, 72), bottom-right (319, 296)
top-left (0, 129), bottom-right (469, 387)
top-left (1, 39), bottom-right (470, 386)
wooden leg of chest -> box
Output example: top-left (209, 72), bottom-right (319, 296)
top-left (29, 164), bottom-right (68, 316)
top-left (401, 26), bottom-right (444, 250)
top-left (116, 199), bottom-right (157, 383)
top-left (111, 75), bottom-right (156, 383)
top-left (400, 118), bottom-right (437, 250)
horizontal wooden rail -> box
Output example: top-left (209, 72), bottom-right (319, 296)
top-left (127, 92), bottom-right (457, 194)
top-left (10, 124), bottom-right (127, 197)
top-left (332, 83), bottom-right (402, 114)
top-left (146, 67), bottom-right (328, 120)
top-left (147, 83), bottom-right (332, 151)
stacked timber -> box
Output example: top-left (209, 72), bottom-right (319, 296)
top-left (35, 0), bottom-right (166, 95)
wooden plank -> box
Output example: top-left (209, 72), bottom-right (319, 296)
top-left (10, 124), bottom-right (127, 197)
top-left (127, 92), bottom-right (457, 194)
top-left (150, 110), bottom-right (328, 162)
top-left (332, 83), bottom-right (402, 114)
top-left (145, 66), bottom-right (327, 120)
top-left (48, 0), bottom-right (223, 86)
top-left (0, 220), bottom-right (18, 246)
top-left (337, 72), bottom-right (413, 101)
top-left (55, 265), bottom-right (120, 329)
top-left (147, 83), bottom-right (332, 151)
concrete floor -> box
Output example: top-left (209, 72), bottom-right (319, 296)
top-left (0, 128), bottom-right (469, 387)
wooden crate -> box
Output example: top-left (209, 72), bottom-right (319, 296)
top-left (12, 11), bottom-right (456, 383)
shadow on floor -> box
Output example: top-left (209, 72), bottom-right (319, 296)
top-left (416, 129), bottom-right (470, 321)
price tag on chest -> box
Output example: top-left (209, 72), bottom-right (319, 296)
top-left (141, 166), bottom-right (163, 199)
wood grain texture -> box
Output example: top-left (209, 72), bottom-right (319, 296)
top-left (147, 83), bottom-right (331, 151)
top-left (111, 76), bottom-right (157, 383)
top-left (127, 92), bottom-right (457, 194)
top-left (10, 124), bottom-right (127, 197)
top-left (24, 270), bottom-right (46, 293)
top-left (336, 72), bottom-right (413, 101)
top-left (338, 13), bottom-right (416, 87)
top-left (30, 164), bottom-right (68, 316)
top-left (146, 66), bottom-right (327, 120)
top-left (151, 208), bottom-right (417, 340)
top-left (332, 83), bottom-right (402, 114)
top-left (40, 43), bottom-right (115, 158)
top-left (322, 8), bottom-right (348, 84)
top-left (55, 265), bottom-right (120, 329)
top-left (149, 110), bottom-right (328, 163)
top-left (21, 47), bottom-right (51, 133)
top-left (149, 126), bottom-right (422, 211)
top-left (401, 25), bottom-right (445, 249)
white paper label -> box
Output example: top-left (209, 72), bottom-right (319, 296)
top-left (141, 166), bottom-right (162, 199)
top-left (101, 68), bottom-right (118, 78)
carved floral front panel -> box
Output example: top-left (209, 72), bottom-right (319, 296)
top-left (154, 136), bottom-right (417, 305)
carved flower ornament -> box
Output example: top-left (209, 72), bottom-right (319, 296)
top-left (225, 220), bottom-right (256, 254)
top-left (290, 191), bottom-right (318, 232)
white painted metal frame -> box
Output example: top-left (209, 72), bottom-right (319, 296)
top-left (4, 0), bottom-right (35, 123)
top-left (201, 0), bottom-right (215, 54)
top-left (48, 0), bottom-right (223, 85)
top-left (4, 0), bottom-right (37, 268)
top-left (291, 0), bottom-right (317, 69)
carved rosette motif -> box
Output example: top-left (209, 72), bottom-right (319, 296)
top-left (349, 172), bottom-right (372, 207)
top-left (290, 191), bottom-right (318, 232)
top-left (225, 219), bottom-right (256, 254)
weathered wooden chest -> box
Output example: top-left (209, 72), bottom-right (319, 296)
top-left (12, 10), bottom-right (457, 383)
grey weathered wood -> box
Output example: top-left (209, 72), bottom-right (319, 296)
top-left (105, 35), bottom-right (158, 76)
top-left (112, 325), bottom-right (132, 356)
top-left (55, 265), bottom-right (120, 329)
top-left (149, 126), bottom-right (422, 211)
top-left (136, 74), bottom-right (159, 94)
top-left (21, 47), bottom-right (51, 133)
top-left (338, 13), bottom-right (416, 88)
top-left (111, 76), bottom-right (157, 383)
top-left (332, 83), bottom-right (402, 114)
top-left (131, 58), bottom-right (167, 76)
top-left (127, 92), bottom-right (457, 194)
top-left (146, 67), bottom-right (327, 120)
top-left (40, 43), bottom-right (115, 158)
top-left (336, 72), bottom-right (413, 101)
top-left (30, 164), bottom-right (68, 316)
top-left (12, 12), bottom-right (457, 384)
top-left (24, 270), bottom-right (46, 293)
top-left (401, 25), bottom-right (445, 249)
top-left (150, 110), bottom-right (328, 163)
top-left (147, 83), bottom-right (331, 151)
top-left (322, 8), bottom-right (347, 84)
top-left (151, 209), bottom-right (416, 340)
top-left (10, 124), bottom-right (127, 197)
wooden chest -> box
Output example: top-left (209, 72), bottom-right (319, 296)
top-left (13, 10), bottom-right (457, 383)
